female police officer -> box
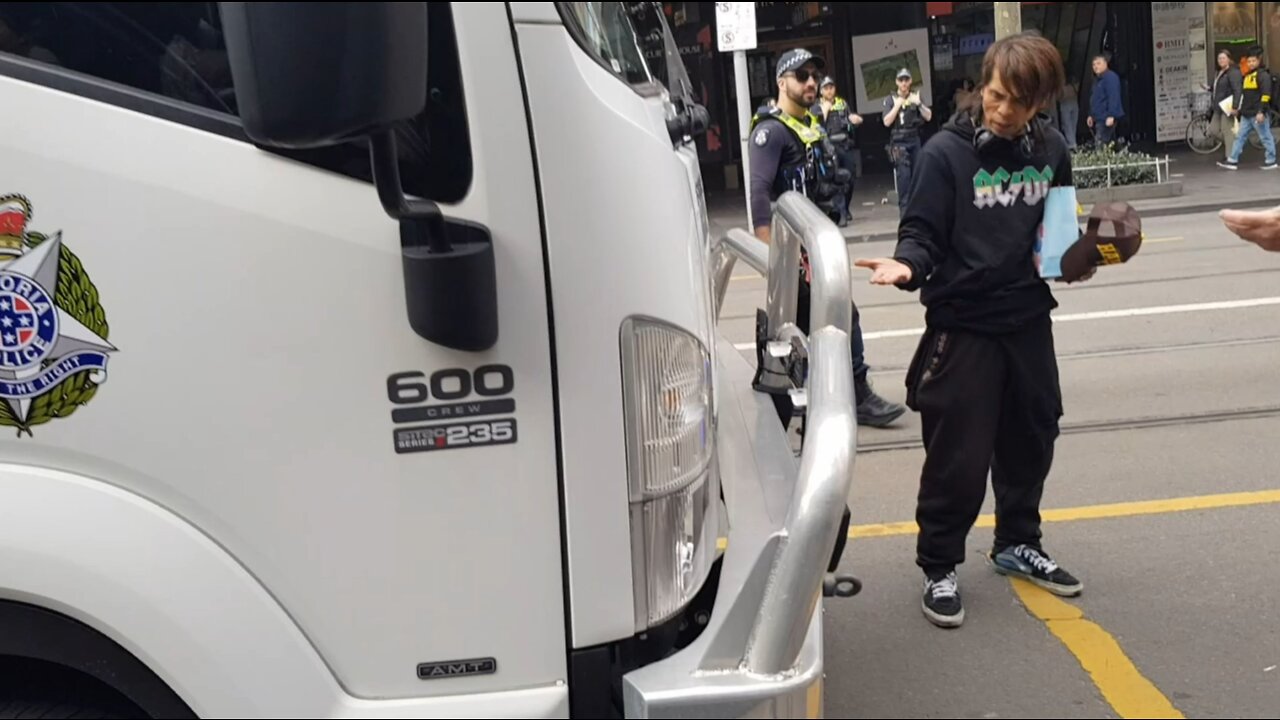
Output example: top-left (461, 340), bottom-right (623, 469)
top-left (856, 33), bottom-right (1091, 628)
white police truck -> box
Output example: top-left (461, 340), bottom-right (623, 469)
top-left (0, 2), bottom-right (857, 717)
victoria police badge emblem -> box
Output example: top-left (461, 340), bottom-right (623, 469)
top-left (0, 195), bottom-right (115, 436)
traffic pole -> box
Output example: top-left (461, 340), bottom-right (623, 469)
top-left (735, 49), bottom-right (753, 230)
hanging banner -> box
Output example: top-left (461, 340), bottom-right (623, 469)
top-left (1153, 1), bottom-right (1193, 142)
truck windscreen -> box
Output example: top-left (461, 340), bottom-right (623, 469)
top-left (558, 2), bottom-right (694, 109)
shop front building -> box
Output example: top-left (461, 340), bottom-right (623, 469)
top-left (662, 2), bottom-right (1280, 194)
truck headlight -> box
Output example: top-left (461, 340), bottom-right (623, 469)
top-left (621, 317), bottom-right (720, 630)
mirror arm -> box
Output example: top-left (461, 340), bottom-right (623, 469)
top-left (366, 128), bottom-right (499, 352)
top-left (369, 130), bottom-right (451, 254)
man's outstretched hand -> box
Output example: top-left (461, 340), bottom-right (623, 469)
top-left (1221, 206), bottom-right (1280, 252)
top-left (855, 257), bottom-right (913, 286)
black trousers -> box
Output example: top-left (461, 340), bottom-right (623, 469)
top-left (904, 317), bottom-right (1064, 578)
top-left (832, 145), bottom-right (857, 222)
top-left (891, 135), bottom-right (922, 213)
top-left (797, 272), bottom-right (868, 381)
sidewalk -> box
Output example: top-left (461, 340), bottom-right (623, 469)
top-left (708, 170), bottom-right (903, 244)
top-left (708, 148), bottom-right (1280, 244)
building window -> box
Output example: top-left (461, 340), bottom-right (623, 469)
top-left (1263, 3), bottom-right (1280, 72)
top-left (1213, 2), bottom-right (1261, 55)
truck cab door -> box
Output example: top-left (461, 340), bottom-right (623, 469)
top-left (0, 1), bottom-right (568, 711)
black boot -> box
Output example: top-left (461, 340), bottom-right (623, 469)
top-left (856, 375), bottom-right (906, 428)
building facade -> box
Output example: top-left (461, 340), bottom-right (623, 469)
top-left (666, 1), bottom-right (1280, 192)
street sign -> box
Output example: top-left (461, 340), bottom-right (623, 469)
top-left (716, 3), bottom-right (757, 52)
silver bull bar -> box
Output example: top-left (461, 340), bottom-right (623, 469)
top-left (622, 192), bottom-right (857, 717)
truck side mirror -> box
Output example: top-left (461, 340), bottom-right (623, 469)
top-left (220, 2), bottom-right (499, 352)
top-left (220, 2), bottom-right (428, 148)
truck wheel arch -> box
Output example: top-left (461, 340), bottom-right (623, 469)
top-left (0, 600), bottom-right (196, 718)
top-left (0, 462), bottom-right (344, 718)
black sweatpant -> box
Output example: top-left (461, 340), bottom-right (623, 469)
top-left (904, 317), bottom-right (1064, 578)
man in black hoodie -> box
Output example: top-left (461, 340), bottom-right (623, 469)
top-left (856, 33), bottom-right (1091, 629)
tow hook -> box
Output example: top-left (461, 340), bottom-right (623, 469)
top-left (823, 573), bottom-right (862, 599)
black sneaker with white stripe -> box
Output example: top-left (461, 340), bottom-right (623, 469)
top-left (991, 544), bottom-right (1083, 597)
top-left (921, 572), bottom-right (964, 628)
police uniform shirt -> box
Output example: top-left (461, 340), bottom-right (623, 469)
top-left (885, 93), bottom-right (925, 137)
top-left (748, 109), bottom-right (823, 227)
top-left (813, 98), bottom-right (854, 146)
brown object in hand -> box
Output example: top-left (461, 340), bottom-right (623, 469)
top-left (1060, 201), bottom-right (1143, 282)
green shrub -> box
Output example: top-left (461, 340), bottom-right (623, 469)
top-left (1070, 145), bottom-right (1160, 188)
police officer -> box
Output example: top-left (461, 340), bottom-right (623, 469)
top-left (749, 48), bottom-right (906, 429)
top-left (813, 76), bottom-right (863, 227)
top-left (883, 68), bottom-right (932, 213)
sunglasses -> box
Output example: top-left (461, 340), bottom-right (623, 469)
top-left (786, 68), bottom-right (820, 84)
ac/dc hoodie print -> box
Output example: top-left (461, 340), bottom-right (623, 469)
top-left (890, 111), bottom-right (1076, 579)
top-left (893, 111), bottom-right (1074, 334)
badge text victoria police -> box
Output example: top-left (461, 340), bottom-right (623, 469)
top-left (0, 195), bottom-right (116, 437)
top-left (386, 365), bottom-right (519, 454)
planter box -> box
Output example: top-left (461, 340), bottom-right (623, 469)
top-left (1077, 181), bottom-right (1183, 203)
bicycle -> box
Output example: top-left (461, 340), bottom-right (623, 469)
top-left (1186, 90), bottom-right (1276, 154)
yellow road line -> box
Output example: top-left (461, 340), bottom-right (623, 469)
top-left (717, 490), bottom-right (1280, 549)
top-left (848, 489), bottom-right (1280, 539)
top-left (1010, 579), bottom-right (1185, 719)
top-left (806, 680), bottom-right (823, 719)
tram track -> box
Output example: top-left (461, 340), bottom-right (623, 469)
top-left (857, 334), bottom-right (1280, 453)
top-left (867, 334), bottom-right (1280, 375)
top-left (856, 404), bottom-right (1280, 454)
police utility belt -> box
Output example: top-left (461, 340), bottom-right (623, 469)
top-left (890, 125), bottom-right (920, 143)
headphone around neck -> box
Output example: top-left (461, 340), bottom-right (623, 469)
top-left (973, 115), bottom-right (1044, 160)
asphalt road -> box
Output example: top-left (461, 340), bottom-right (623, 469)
top-left (717, 208), bottom-right (1280, 719)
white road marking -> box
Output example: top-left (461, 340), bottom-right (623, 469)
top-left (724, 239), bottom-right (1182, 284)
top-left (731, 296), bottom-right (1280, 350)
